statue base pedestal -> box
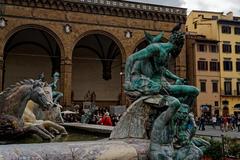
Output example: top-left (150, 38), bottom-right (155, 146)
top-left (110, 95), bottom-right (166, 139)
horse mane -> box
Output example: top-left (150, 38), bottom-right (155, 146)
top-left (0, 79), bottom-right (36, 108)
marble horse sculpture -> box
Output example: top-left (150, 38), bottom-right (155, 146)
top-left (32, 72), bottom-right (64, 123)
top-left (110, 24), bottom-right (209, 160)
top-left (23, 85), bottom-right (67, 140)
top-left (0, 79), bottom-right (59, 140)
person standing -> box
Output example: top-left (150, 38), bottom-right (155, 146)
top-left (223, 116), bottom-right (228, 132)
top-left (199, 115), bottom-right (205, 131)
top-left (237, 116), bottom-right (240, 132)
top-left (212, 115), bottom-right (217, 129)
top-left (100, 112), bottom-right (112, 126)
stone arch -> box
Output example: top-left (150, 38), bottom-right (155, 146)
top-left (234, 104), bottom-right (240, 110)
top-left (2, 24), bottom-right (64, 58)
top-left (72, 30), bottom-right (126, 62)
top-left (2, 24), bottom-right (64, 89)
top-left (72, 30), bottom-right (125, 105)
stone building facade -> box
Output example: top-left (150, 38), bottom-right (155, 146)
top-left (0, 0), bottom-right (187, 107)
top-left (186, 10), bottom-right (240, 116)
top-left (186, 34), bottom-right (220, 117)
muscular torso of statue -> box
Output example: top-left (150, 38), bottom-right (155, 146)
top-left (131, 43), bottom-right (173, 78)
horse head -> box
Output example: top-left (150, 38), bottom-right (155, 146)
top-left (30, 81), bottom-right (55, 110)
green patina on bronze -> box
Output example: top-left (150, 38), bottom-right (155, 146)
top-left (122, 24), bottom-right (209, 160)
top-left (124, 24), bottom-right (199, 108)
top-left (50, 72), bottom-right (63, 103)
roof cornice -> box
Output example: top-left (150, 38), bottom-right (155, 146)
top-left (1, 0), bottom-right (187, 23)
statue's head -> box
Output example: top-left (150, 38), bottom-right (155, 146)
top-left (175, 103), bottom-right (189, 121)
top-left (30, 81), bottom-right (55, 110)
top-left (169, 24), bottom-right (185, 58)
top-left (53, 72), bottom-right (60, 78)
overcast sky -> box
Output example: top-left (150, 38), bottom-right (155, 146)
top-left (126, 0), bottom-right (240, 16)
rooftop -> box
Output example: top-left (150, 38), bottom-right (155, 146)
top-left (66, 0), bottom-right (187, 14)
top-left (1, 0), bottom-right (187, 23)
top-left (191, 10), bottom-right (224, 15)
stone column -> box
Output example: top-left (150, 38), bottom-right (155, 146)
top-left (0, 56), bottom-right (4, 91)
top-left (60, 57), bottom-right (72, 107)
top-left (175, 43), bottom-right (187, 78)
top-left (120, 62), bottom-right (125, 105)
top-left (120, 40), bottom-right (133, 106)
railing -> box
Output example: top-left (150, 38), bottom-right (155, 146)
top-left (220, 90), bottom-right (240, 96)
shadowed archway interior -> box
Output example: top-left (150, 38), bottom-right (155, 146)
top-left (3, 28), bottom-right (61, 89)
top-left (72, 34), bottom-right (122, 105)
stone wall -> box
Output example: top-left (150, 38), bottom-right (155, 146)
top-left (0, 0), bottom-right (187, 106)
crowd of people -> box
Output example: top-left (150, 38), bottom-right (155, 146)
top-left (197, 114), bottom-right (240, 132)
top-left (61, 106), bottom-right (122, 126)
top-left (90, 110), bottom-right (121, 126)
top-left (61, 103), bottom-right (240, 132)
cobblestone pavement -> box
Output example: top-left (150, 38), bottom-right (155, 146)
top-left (196, 125), bottom-right (240, 139)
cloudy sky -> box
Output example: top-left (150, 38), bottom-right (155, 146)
top-left (126, 0), bottom-right (240, 16)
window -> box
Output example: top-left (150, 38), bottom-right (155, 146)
top-left (194, 23), bottom-right (197, 29)
top-left (198, 44), bottom-right (207, 52)
top-left (223, 61), bottom-right (232, 71)
top-left (222, 100), bottom-right (229, 105)
top-left (209, 44), bottom-right (218, 53)
top-left (210, 61), bottom-right (220, 71)
top-left (237, 82), bottom-right (240, 95)
top-left (212, 81), bottom-right (218, 92)
top-left (234, 27), bottom-right (240, 35)
top-left (198, 61), bottom-right (208, 70)
top-left (235, 45), bottom-right (240, 53)
top-left (200, 81), bottom-right (206, 92)
top-left (214, 101), bottom-right (219, 106)
top-left (224, 81), bottom-right (232, 95)
top-left (222, 26), bottom-right (231, 34)
top-left (222, 44), bottom-right (232, 53)
top-left (236, 61), bottom-right (240, 71)
top-left (212, 16), bottom-right (218, 20)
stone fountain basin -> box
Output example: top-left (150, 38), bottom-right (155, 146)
top-left (0, 139), bottom-right (150, 160)
top-left (0, 123), bottom-right (150, 160)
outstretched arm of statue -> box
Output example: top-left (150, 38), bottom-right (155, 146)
top-left (164, 69), bottom-right (184, 84)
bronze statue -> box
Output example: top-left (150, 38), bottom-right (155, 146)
top-left (111, 24), bottom-right (209, 160)
top-left (124, 25), bottom-right (199, 107)
top-left (50, 72), bottom-right (63, 103)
